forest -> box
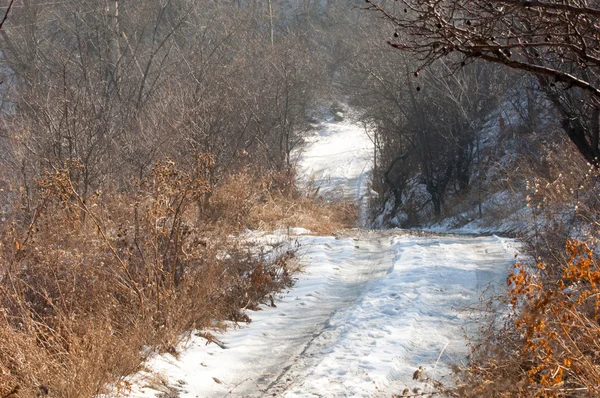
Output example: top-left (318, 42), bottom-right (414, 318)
top-left (0, 0), bottom-right (599, 397)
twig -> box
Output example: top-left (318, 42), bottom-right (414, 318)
top-left (0, 0), bottom-right (15, 31)
top-left (66, 178), bottom-right (145, 306)
top-left (1, 385), bottom-right (20, 398)
top-left (196, 332), bottom-right (227, 349)
top-left (221, 377), bottom-right (252, 397)
top-left (433, 341), bottom-right (450, 372)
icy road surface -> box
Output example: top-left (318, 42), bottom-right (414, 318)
top-left (117, 115), bottom-right (515, 397)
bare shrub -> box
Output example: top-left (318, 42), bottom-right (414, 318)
top-left (457, 239), bottom-right (600, 397)
top-left (0, 1), bottom-right (361, 396)
top-left (453, 148), bottom-right (600, 397)
top-left (0, 158), bottom-right (298, 397)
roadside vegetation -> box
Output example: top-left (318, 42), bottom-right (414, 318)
top-left (0, 157), bottom-right (354, 397)
top-left (0, 1), bottom-right (356, 397)
top-left (2, 0), bottom-right (600, 396)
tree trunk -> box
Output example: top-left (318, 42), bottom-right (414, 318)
top-left (539, 77), bottom-right (600, 166)
top-left (267, 0), bottom-right (274, 46)
top-left (383, 153), bottom-right (408, 217)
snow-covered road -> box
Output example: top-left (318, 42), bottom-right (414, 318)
top-left (295, 115), bottom-right (373, 224)
top-left (119, 113), bottom-right (515, 398)
top-left (265, 232), bottom-right (513, 397)
top-left (296, 116), bottom-right (372, 200)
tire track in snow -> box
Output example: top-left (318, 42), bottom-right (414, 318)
top-left (273, 234), bottom-right (513, 397)
top-left (262, 236), bottom-right (393, 397)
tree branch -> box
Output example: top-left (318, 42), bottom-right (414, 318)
top-left (468, 51), bottom-right (600, 99)
top-left (0, 0), bottom-right (15, 31)
top-left (493, 0), bottom-right (600, 18)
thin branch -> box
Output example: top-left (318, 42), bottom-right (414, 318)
top-left (493, 0), bottom-right (600, 18)
top-left (0, 0), bottom-right (16, 31)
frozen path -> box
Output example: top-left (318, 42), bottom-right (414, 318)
top-left (118, 115), bottom-right (515, 397)
top-left (296, 117), bottom-right (373, 199)
top-left (120, 232), bottom-right (514, 397)
top-left (296, 117), bottom-right (373, 223)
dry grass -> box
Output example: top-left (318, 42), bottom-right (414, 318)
top-left (0, 158), bottom-right (352, 397)
top-left (208, 168), bottom-right (357, 234)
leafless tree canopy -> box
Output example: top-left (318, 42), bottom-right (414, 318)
top-left (366, 0), bottom-right (600, 165)
top-left (0, 0), bottom-right (356, 212)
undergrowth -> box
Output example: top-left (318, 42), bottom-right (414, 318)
top-left (0, 157), bottom-right (354, 397)
top-left (456, 238), bottom-right (600, 397)
top-left (452, 148), bottom-right (600, 397)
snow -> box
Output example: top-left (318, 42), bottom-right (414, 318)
top-left (272, 227), bottom-right (312, 236)
top-left (279, 233), bottom-right (515, 397)
top-left (117, 233), bottom-right (515, 397)
top-left (113, 109), bottom-right (516, 398)
top-left (296, 115), bottom-right (373, 225)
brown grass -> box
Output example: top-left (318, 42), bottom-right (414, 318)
top-left (208, 168), bottom-right (357, 234)
top-left (0, 158), bottom-right (352, 397)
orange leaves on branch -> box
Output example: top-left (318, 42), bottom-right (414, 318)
top-left (37, 160), bottom-right (85, 204)
top-left (507, 262), bottom-right (540, 307)
top-left (504, 239), bottom-right (600, 396)
top-left (563, 240), bottom-right (600, 296)
top-left (143, 154), bottom-right (213, 204)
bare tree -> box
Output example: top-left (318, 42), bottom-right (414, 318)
top-left (365, 0), bottom-right (600, 165)
top-left (342, 19), bottom-right (507, 220)
top-left (0, 0), bottom-right (329, 216)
